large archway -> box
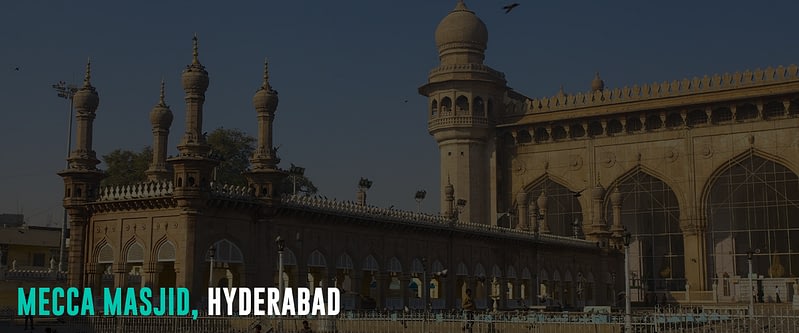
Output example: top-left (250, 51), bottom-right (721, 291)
top-left (526, 177), bottom-right (583, 237)
top-left (205, 239), bottom-right (245, 288)
top-left (606, 170), bottom-right (684, 297)
top-left (705, 153), bottom-right (799, 300)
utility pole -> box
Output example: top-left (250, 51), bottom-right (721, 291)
top-left (52, 81), bottom-right (78, 273)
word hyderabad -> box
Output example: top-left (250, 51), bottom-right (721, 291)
top-left (208, 287), bottom-right (340, 316)
top-left (18, 287), bottom-right (198, 319)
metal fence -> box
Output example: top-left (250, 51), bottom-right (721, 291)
top-left (3, 306), bottom-right (798, 333)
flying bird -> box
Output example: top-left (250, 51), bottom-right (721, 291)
top-left (503, 3), bottom-right (520, 13)
top-left (14, 67), bottom-right (20, 71)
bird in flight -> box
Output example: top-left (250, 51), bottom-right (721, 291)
top-left (14, 66), bottom-right (20, 71)
top-left (503, 3), bottom-right (520, 13)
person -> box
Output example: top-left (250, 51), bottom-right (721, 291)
top-left (301, 320), bottom-right (313, 333)
top-left (462, 288), bottom-right (475, 332)
top-left (776, 286), bottom-right (782, 303)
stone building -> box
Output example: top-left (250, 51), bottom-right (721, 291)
top-left (58, 0), bottom-right (798, 310)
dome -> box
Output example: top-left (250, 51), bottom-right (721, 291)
top-left (434, 1), bottom-right (488, 55)
top-left (181, 36), bottom-right (209, 92)
top-left (73, 61), bottom-right (99, 112)
top-left (591, 72), bottom-right (605, 92)
top-left (253, 60), bottom-right (279, 112)
top-left (150, 81), bottom-right (173, 128)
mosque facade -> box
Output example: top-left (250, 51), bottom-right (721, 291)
top-left (58, 0), bottom-right (798, 311)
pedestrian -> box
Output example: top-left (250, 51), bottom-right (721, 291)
top-left (462, 288), bottom-right (475, 332)
top-left (775, 286), bottom-right (782, 303)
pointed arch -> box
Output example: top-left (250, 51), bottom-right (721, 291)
top-left (431, 260), bottom-right (444, 273)
top-left (97, 243), bottom-right (114, 264)
top-left (126, 242), bottom-right (145, 263)
top-left (523, 174), bottom-right (584, 237)
top-left (704, 149), bottom-right (799, 282)
top-left (521, 267), bottom-right (532, 280)
top-left (491, 265), bottom-right (502, 278)
top-left (156, 240), bottom-right (176, 262)
top-left (539, 269), bottom-right (549, 281)
top-left (411, 258), bottom-right (424, 274)
top-left (457, 262), bottom-right (469, 276)
top-left (606, 164), bottom-right (685, 212)
top-left (206, 239), bottom-right (244, 264)
top-left (282, 248), bottom-right (297, 266)
top-left (605, 166), bottom-right (684, 292)
top-left (363, 255), bottom-right (379, 272)
top-left (387, 257), bottom-right (402, 273)
top-left (506, 266), bottom-right (517, 279)
top-left (336, 253), bottom-right (353, 270)
top-left (474, 263), bottom-right (486, 277)
top-left (308, 250), bottom-right (327, 268)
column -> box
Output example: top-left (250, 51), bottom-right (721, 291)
top-left (516, 191), bottom-right (529, 231)
top-left (67, 213), bottom-right (87, 288)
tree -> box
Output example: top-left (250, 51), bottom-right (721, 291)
top-left (101, 146), bottom-right (152, 186)
top-left (100, 128), bottom-right (318, 196)
top-left (207, 127), bottom-right (255, 186)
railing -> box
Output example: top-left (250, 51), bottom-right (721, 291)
top-left (4, 307), bottom-right (798, 333)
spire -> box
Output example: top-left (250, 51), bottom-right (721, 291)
top-left (192, 34), bottom-right (200, 65)
top-left (158, 78), bottom-right (166, 106)
top-left (592, 71), bottom-right (605, 92)
top-left (83, 58), bottom-right (92, 88)
top-left (455, 0), bottom-right (468, 11)
top-left (261, 57), bottom-right (271, 91)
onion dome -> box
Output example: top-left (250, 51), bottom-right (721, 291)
top-left (181, 35), bottom-right (209, 92)
top-left (591, 181), bottom-right (606, 201)
top-left (252, 58), bottom-right (279, 112)
top-left (445, 179), bottom-right (455, 197)
top-left (73, 59), bottom-right (99, 112)
top-left (591, 72), bottom-right (605, 92)
top-left (609, 186), bottom-right (622, 206)
top-left (434, 1), bottom-right (488, 61)
top-left (149, 80), bottom-right (174, 128)
top-left (536, 189), bottom-right (548, 209)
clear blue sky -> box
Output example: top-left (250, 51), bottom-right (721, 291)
top-left (2, 1), bottom-right (798, 226)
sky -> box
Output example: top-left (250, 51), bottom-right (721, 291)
top-left (1, 0), bottom-right (799, 227)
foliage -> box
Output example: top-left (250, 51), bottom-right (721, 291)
top-left (207, 127), bottom-right (255, 186)
top-left (101, 146), bottom-right (152, 186)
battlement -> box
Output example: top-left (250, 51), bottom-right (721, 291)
top-left (97, 181), bottom-right (174, 202)
top-left (514, 64), bottom-right (799, 116)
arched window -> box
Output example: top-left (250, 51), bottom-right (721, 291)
top-left (687, 110), bottom-right (707, 126)
top-left (606, 171), bottom-right (684, 292)
top-left (736, 104), bottom-right (758, 121)
top-left (762, 101), bottom-right (784, 119)
top-left (665, 112), bottom-right (683, 128)
top-left (98, 244), bottom-right (114, 264)
top-left (527, 178), bottom-right (584, 237)
top-left (431, 99), bottom-right (438, 117)
top-left (157, 241), bottom-right (176, 262)
top-left (645, 115), bottom-right (662, 130)
top-left (456, 95), bottom-right (469, 114)
top-left (440, 97), bottom-right (452, 113)
top-left (206, 239), bottom-right (244, 264)
top-left (706, 154), bottom-right (799, 283)
top-left (473, 97), bottom-right (485, 117)
top-left (711, 107), bottom-right (733, 123)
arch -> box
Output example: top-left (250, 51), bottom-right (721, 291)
top-left (736, 103), bottom-right (758, 121)
top-left (491, 265), bottom-right (502, 278)
top-left (605, 167), bottom-right (684, 292)
top-left (564, 270), bottom-right (573, 282)
top-left (473, 96), bottom-right (485, 117)
top-left (645, 115), bottom-right (662, 130)
top-left (387, 257), bottom-right (402, 273)
top-left (522, 267), bottom-right (532, 280)
top-left (97, 243), bottom-right (114, 264)
top-left (206, 239), bottom-right (244, 264)
top-left (586, 272), bottom-right (595, 283)
top-left (308, 250), bottom-right (327, 268)
top-left (126, 243), bottom-right (145, 263)
top-left (700, 148), bottom-right (799, 206)
top-left (282, 248), bottom-right (297, 266)
top-left (411, 258), bottom-right (424, 274)
top-left (588, 121), bottom-right (603, 136)
top-left (704, 150), bottom-right (799, 282)
top-left (431, 260), bottom-right (444, 273)
top-left (516, 129), bottom-right (532, 144)
top-left (763, 100), bottom-right (785, 119)
top-left (551, 126), bottom-right (567, 140)
top-left (606, 119), bottom-right (623, 134)
top-left (363, 255), bottom-right (379, 272)
top-left (455, 95), bottom-right (469, 113)
top-left (552, 270), bottom-right (561, 281)
top-left (506, 266), bottom-right (517, 279)
top-left (523, 175), bottom-right (584, 237)
top-left (336, 253), bottom-right (354, 270)
top-left (457, 262), bottom-right (469, 276)
top-left (440, 97), bottom-right (452, 112)
top-left (534, 127), bottom-right (549, 142)
top-left (430, 99), bottom-right (438, 117)
top-left (606, 164), bottom-right (685, 212)
top-left (539, 269), bottom-right (549, 281)
top-left (711, 106), bottom-right (733, 123)
top-left (474, 263), bottom-right (486, 277)
top-left (569, 124), bottom-right (586, 138)
top-left (665, 112), bottom-right (683, 128)
top-left (686, 109), bottom-right (707, 126)
top-left (156, 241), bottom-right (176, 262)
top-left (626, 117), bottom-right (643, 133)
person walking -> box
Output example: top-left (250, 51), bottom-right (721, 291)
top-left (462, 288), bottom-right (475, 332)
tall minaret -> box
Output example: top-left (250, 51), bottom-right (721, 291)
top-left (418, 1), bottom-right (507, 225)
top-left (168, 35), bottom-right (219, 194)
top-left (146, 80), bottom-right (173, 182)
top-left (245, 59), bottom-right (286, 200)
top-left (58, 59), bottom-right (106, 287)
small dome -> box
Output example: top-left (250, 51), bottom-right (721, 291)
top-left (591, 72), bottom-right (605, 92)
top-left (182, 36), bottom-right (209, 92)
top-left (73, 60), bottom-right (99, 112)
top-left (150, 81), bottom-right (173, 128)
top-left (445, 182), bottom-right (454, 196)
top-left (591, 183), bottom-right (606, 200)
top-left (434, 1), bottom-right (488, 55)
top-left (253, 59), bottom-right (279, 112)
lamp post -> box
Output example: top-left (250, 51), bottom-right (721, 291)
top-left (747, 249), bottom-right (758, 321)
top-left (288, 164), bottom-right (305, 196)
top-left (415, 190), bottom-right (427, 213)
top-left (623, 230), bottom-right (632, 333)
top-left (208, 245), bottom-right (216, 288)
top-left (52, 81), bottom-right (78, 273)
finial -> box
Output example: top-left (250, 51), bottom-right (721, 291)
top-left (192, 34), bottom-right (199, 64)
top-left (158, 78), bottom-right (166, 106)
top-left (558, 85), bottom-right (565, 96)
top-left (455, 0), bottom-right (467, 10)
top-left (83, 57), bottom-right (92, 87)
top-left (262, 57), bottom-right (271, 90)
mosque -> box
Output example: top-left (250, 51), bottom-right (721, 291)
top-left (58, 0), bottom-right (799, 311)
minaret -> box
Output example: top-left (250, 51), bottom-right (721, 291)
top-left (57, 59), bottom-right (106, 287)
top-left (146, 80), bottom-right (173, 182)
top-left (244, 58), bottom-right (286, 201)
top-left (168, 35), bottom-right (219, 195)
top-left (418, 1), bottom-right (507, 225)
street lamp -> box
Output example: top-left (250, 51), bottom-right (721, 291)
top-left (288, 164), bottom-right (305, 196)
top-left (359, 178), bottom-right (373, 190)
top-left (414, 190), bottom-right (427, 213)
top-left (622, 230), bottom-right (632, 333)
top-left (276, 236), bottom-right (285, 301)
top-left (52, 81), bottom-right (78, 273)
top-left (208, 245), bottom-right (216, 288)
top-left (746, 248), bottom-right (759, 320)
